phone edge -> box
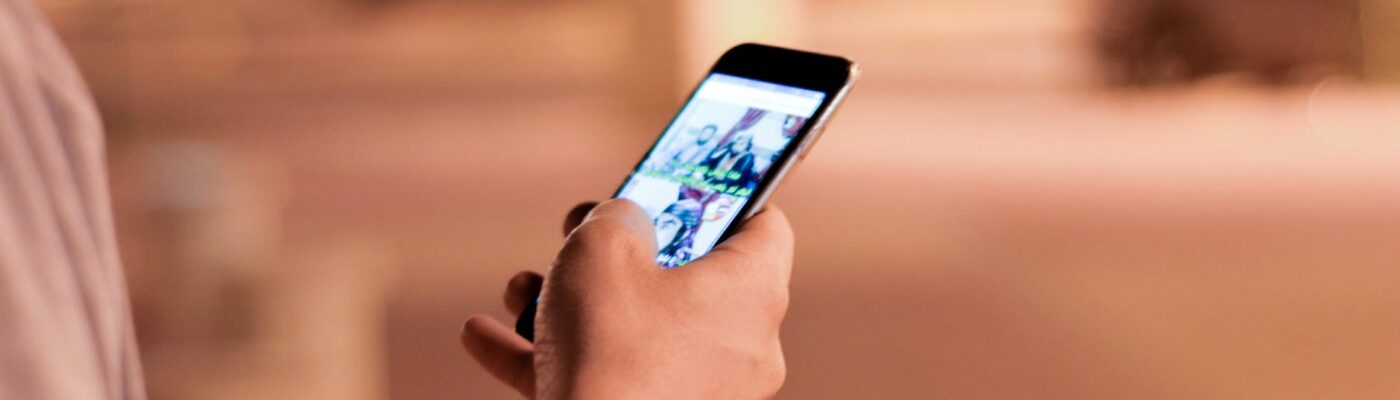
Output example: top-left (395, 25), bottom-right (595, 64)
top-left (736, 61), bottom-right (861, 222)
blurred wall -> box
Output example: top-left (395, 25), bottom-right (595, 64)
top-left (34, 0), bottom-right (1400, 399)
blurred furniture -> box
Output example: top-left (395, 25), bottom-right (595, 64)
top-left (110, 143), bottom-right (395, 400)
top-left (1093, 0), bottom-right (1364, 86)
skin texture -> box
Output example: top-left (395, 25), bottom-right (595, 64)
top-left (461, 199), bottom-right (794, 399)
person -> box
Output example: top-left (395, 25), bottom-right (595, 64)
top-left (700, 134), bottom-right (758, 191)
top-left (0, 1), bottom-right (146, 398)
top-left (0, 1), bottom-right (796, 399)
top-left (652, 199), bottom-right (704, 268)
top-left (655, 124), bottom-right (720, 172)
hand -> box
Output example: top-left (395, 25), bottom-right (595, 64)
top-left (461, 199), bottom-right (794, 399)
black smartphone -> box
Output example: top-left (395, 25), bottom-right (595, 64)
top-left (517, 43), bottom-right (858, 340)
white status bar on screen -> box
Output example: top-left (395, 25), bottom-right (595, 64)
top-left (694, 74), bottom-right (825, 117)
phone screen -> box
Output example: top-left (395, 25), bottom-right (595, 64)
top-left (616, 73), bottom-right (827, 268)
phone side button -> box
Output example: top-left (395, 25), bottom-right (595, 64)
top-left (796, 128), bottom-right (824, 159)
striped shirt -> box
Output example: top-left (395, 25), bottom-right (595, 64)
top-left (0, 0), bottom-right (146, 398)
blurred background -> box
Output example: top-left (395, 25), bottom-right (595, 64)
top-left (32, 0), bottom-right (1400, 398)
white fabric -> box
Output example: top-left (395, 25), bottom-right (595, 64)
top-left (0, 0), bottom-right (146, 398)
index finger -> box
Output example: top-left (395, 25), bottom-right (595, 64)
top-left (687, 204), bottom-right (794, 284)
top-left (562, 202), bottom-right (599, 237)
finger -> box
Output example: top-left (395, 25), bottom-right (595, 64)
top-left (504, 271), bottom-right (544, 316)
top-left (690, 204), bottom-right (794, 284)
top-left (563, 202), bottom-right (599, 237)
top-left (557, 198), bottom-right (658, 266)
top-left (579, 198), bottom-right (653, 232)
top-left (461, 315), bottom-right (536, 398)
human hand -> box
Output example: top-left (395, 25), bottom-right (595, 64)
top-left (461, 199), bottom-right (794, 399)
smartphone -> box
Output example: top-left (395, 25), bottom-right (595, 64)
top-left (517, 43), bottom-right (858, 340)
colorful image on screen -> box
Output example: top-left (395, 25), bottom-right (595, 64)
top-left (617, 73), bottom-right (826, 268)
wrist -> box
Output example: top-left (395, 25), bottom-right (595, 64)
top-left (536, 350), bottom-right (675, 400)
top-left (538, 370), bottom-right (661, 400)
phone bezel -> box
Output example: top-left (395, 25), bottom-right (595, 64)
top-left (612, 43), bottom-right (857, 254)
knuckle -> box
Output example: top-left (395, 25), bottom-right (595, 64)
top-left (751, 346), bottom-right (787, 397)
top-left (697, 257), bottom-right (752, 288)
top-left (591, 198), bottom-right (641, 217)
top-left (774, 223), bottom-right (795, 248)
top-left (765, 289), bottom-right (790, 318)
top-left (564, 219), bottom-right (651, 260)
top-left (568, 219), bottom-right (621, 242)
top-left (767, 355), bottom-right (788, 395)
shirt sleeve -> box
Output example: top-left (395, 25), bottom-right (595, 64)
top-left (0, 0), bottom-right (146, 398)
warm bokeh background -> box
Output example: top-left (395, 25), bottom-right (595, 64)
top-left (33, 0), bottom-right (1400, 398)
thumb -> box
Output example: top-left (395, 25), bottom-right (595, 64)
top-left (553, 198), bottom-right (658, 272)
